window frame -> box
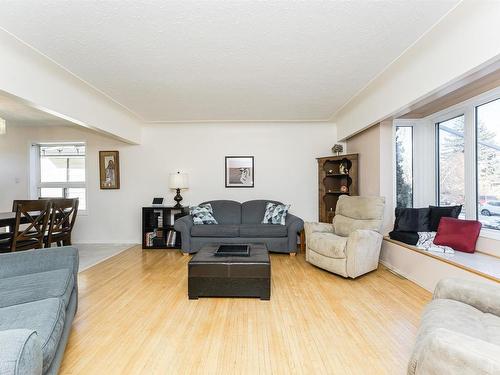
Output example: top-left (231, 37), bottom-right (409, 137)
top-left (395, 125), bottom-right (414, 208)
top-left (435, 113), bottom-right (466, 209)
top-left (427, 86), bottom-right (500, 239)
top-left (32, 142), bottom-right (88, 214)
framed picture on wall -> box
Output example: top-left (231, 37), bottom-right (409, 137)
top-left (99, 151), bottom-right (120, 189)
top-left (225, 156), bottom-right (254, 188)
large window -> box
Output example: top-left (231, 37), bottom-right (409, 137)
top-left (395, 126), bottom-right (413, 208)
top-left (436, 115), bottom-right (465, 213)
top-left (37, 143), bottom-right (86, 210)
top-left (476, 98), bottom-right (500, 230)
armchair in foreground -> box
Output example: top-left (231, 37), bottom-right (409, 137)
top-left (304, 195), bottom-right (385, 278)
top-left (408, 278), bottom-right (500, 374)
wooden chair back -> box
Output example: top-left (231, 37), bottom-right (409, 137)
top-left (10, 200), bottom-right (52, 251)
top-left (46, 198), bottom-right (79, 247)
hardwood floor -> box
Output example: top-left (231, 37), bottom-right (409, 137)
top-left (60, 246), bottom-right (431, 374)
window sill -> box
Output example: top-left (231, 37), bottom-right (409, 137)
top-left (480, 228), bottom-right (500, 241)
top-left (383, 237), bottom-right (500, 283)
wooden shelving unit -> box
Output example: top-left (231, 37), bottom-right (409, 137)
top-left (142, 206), bottom-right (189, 249)
top-left (317, 154), bottom-right (358, 223)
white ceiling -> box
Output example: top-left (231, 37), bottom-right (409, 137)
top-left (0, 0), bottom-right (458, 123)
top-left (0, 91), bottom-right (76, 127)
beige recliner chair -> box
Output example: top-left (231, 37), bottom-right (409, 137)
top-left (304, 195), bottom-right (385, 278)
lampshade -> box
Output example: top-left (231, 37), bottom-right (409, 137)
top-left (169, 172), bottom-right (189, 189)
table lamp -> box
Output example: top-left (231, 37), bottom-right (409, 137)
top-left (169, 171), bottom-right (189, 208)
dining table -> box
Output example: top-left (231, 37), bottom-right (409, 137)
top-left (0, 212), bottom-right (17, 228)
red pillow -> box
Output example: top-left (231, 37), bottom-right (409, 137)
top-left (433, 217), bottom-right (482, 253)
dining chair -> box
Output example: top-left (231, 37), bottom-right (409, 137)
top-left (44, 198), bottom-right (79, 248)
top-left (0, 200), bottom-right (52, 252)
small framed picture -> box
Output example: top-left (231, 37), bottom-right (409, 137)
top-left (99, 151), bottom-right (120, 189)
top-left (225, 156), bottom-right (254, 188)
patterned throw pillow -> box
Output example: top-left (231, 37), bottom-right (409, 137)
top-left (261, 202), bottom-right (290, 225)
top-left (190, 203), bottom-right (218, 225)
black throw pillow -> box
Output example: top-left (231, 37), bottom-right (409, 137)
top-left (428, 205), bottom-right (462, 231)
top-left (389, 230), bottom-right (419, 246)
top-left (394, 208), bottom-right (430, 232)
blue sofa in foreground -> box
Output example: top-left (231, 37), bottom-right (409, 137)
top-left (174, 200), bottom-right (304, 254)
top-left (0, 246), bottom-right (78, 375)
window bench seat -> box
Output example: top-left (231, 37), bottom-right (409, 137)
top-left (381, 237), bottom-right (499, 290)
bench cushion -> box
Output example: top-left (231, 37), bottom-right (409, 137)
top-left (0, 269), bottom-right (74, 309)
top-left (191, 225), bottom-right (240, 237)
top-left (239, 224), bottom-right (287, 238)
top-left (0, 298), bottom-right (66, 373)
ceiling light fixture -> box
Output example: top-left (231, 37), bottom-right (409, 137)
top-left (0, 118), bottom-right (6, 135)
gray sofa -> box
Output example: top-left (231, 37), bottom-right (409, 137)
top-left (174, 200), bottom-right (304, 254)
top-left (0, 246), bottom-right (78, 375)
top-left (409, 278), bottom-right (500, 374)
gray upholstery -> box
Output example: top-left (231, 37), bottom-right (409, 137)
top-left (0, 299), bottom-right (66, 374)
top-left (191, 224), bottom-right (240, 237)
top-left (240, 224), bottom-right (287, 238)
top-left (241, 200), bottom-right (281, 224)
top-left (409, 278), bottom-right (500, 375)
top-left (201, 200), bottom-right (241, 225)
top-left (304, 195), bottom-right (385, 278)
top-left (0, 269), bottom-right (73, 308)
top-left (175, 200), bottom-right (304, 253)
top-left (0, 330), bottom-right (42, 375)
top-left (0, 247), bottom-right (78, 375)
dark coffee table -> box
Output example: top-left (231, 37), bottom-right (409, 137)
top-left (188, 243), bottom-right (270, 300)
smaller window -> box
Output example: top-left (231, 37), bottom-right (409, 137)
top-left (436, 115), bottom-right (465, 216)
top-left (36, 143), bottom-right (87, 210)
top-left (395, 126), bottom-right (413, 208)
top-left (476, 98), bottom-right (500, 231)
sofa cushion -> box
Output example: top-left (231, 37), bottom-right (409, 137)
top-left (418, 299), bottom-right (500, 348)
top-left (393, 207), bottom-right (430, 232)
top-left (434, 217), bottom-right (482, 253)
top-left (191, 225), bottom-right (240, 237)
top-left (0, 269), bottom-right (74, 309)
top-left (308, 232), bottom-right (347, 258)
top-left (261, 202), bottom-right (290, 225)
top-left (241, 200), bottom-right (282, 224)
top-left (190, 204), bottom-right (218, 225)
top-left (428, 205), bottom-right (462, 231)
top-left (333, 215), bottom-right (382, 238)
top-left (388, 230), bottom-right (419, 246)
top-left (0, 298), bottom-right (66, 373)
top-left (409, 298), bottom-right (500, 375)
top-left (0, 329), bottom-right (43, 375)
top-left (239, 224), bottom-right (287, 238)
top-left (201, 200), bottom-right (241, 224)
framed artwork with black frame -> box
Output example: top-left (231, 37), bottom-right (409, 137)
top-left (99, 151), bottom-right (120, 189)
top-left (225, 156), bottom-right (254, 188)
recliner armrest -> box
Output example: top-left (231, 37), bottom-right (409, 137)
top-left (410, 328), bottom-right (500, 375)
top-left (345, 229), bottom-right (383, 278)
top-left (433, 278), bottom-right (500, 315)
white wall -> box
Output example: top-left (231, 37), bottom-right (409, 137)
top-left (0, 29), bottom-right (142, 143)
top-left (334, 1), bottom-right (500, 140)
top-left (0, 122), bottom-right (336, 243)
